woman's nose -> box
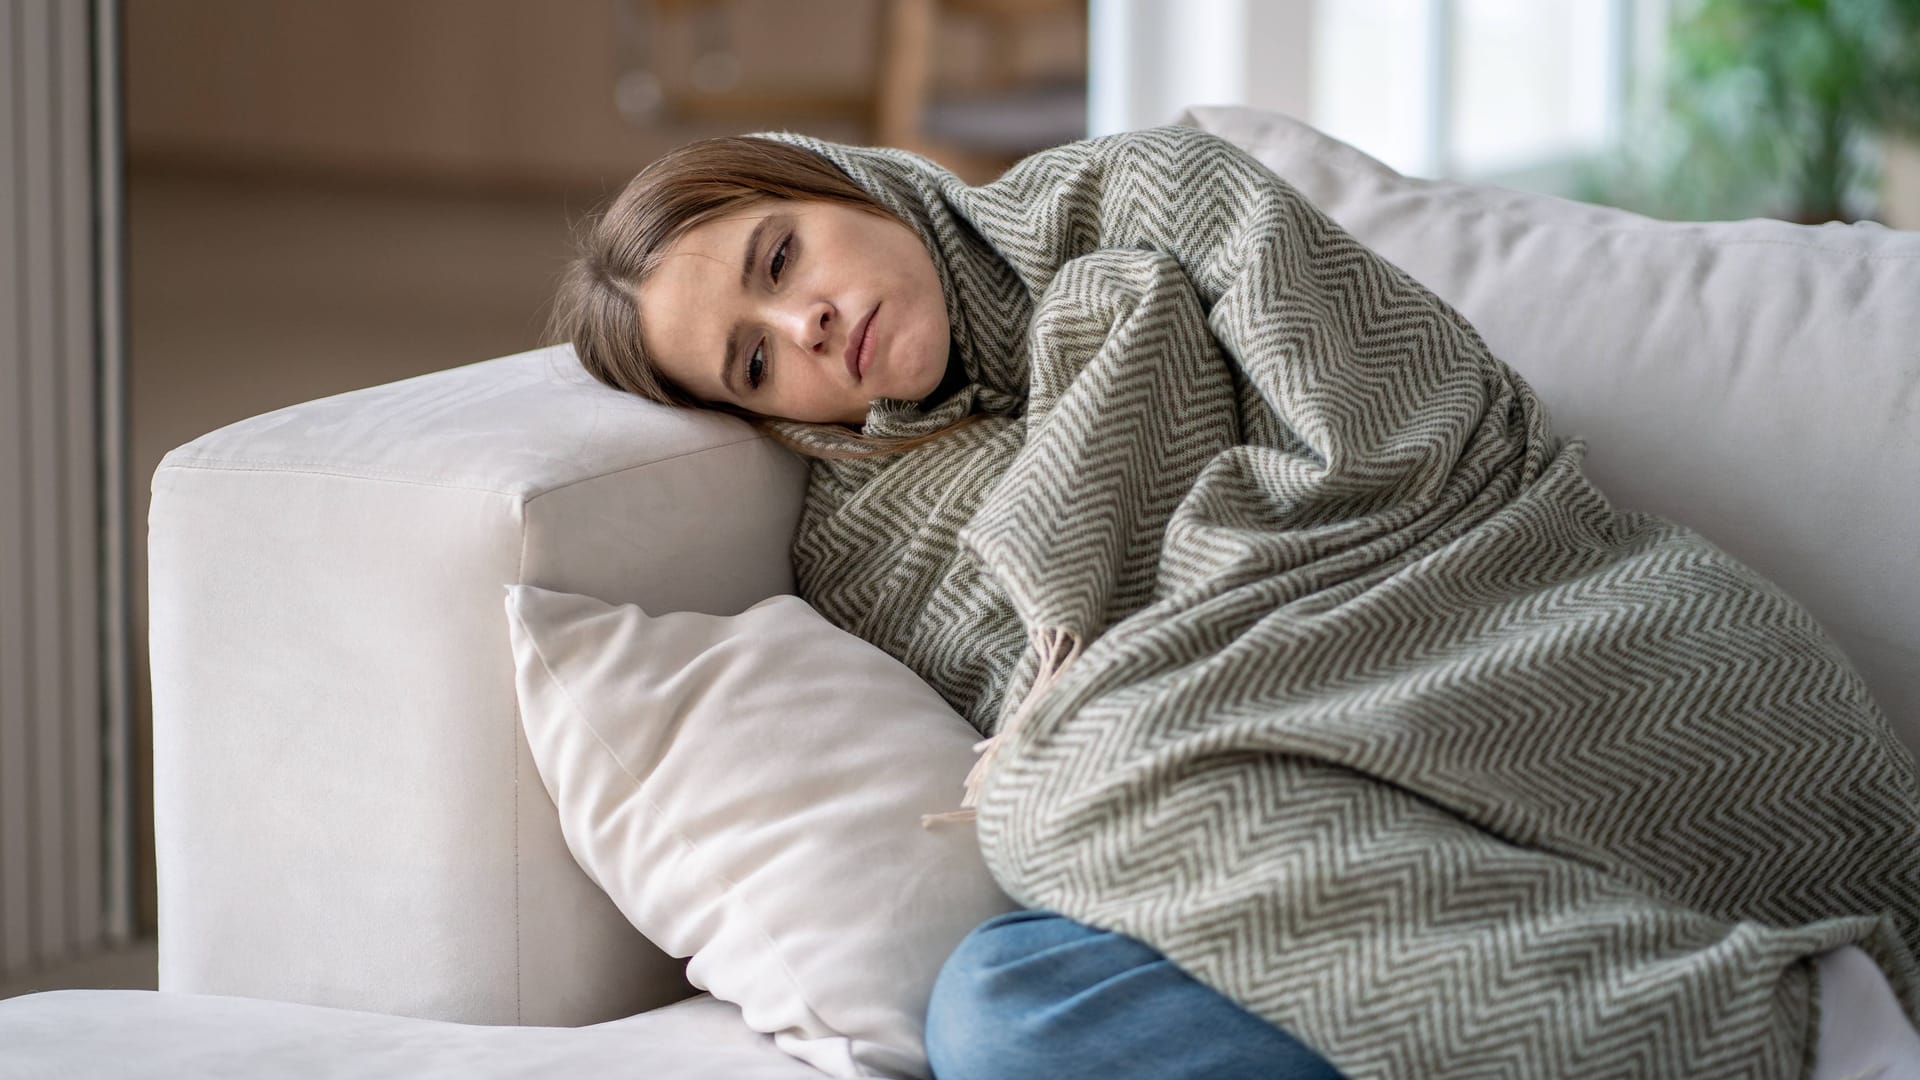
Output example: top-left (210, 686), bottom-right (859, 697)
top-left (785, 302), bottom-right (832, 353)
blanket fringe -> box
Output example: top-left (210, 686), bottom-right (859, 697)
top-left (922, 625), bottom-right (1081, 828)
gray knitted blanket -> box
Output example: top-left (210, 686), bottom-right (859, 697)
top-left (765, 124), bottom-right (1920, 1078)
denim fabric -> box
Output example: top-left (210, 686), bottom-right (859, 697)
top-left (925, 909), bottom-right (1347, 1080)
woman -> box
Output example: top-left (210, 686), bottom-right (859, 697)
top-left (551, 127), bottom-right (1920, 1079)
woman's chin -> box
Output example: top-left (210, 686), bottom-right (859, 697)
top-left (916, 348), bottom-right (955, 399)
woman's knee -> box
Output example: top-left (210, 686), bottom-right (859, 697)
top-left (925, 910), bottom-right (1099, 1079)
top-left (923, 909), bottom-right (1348, 1080)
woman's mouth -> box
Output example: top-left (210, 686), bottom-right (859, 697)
top-left (845, 305), bottom-right (878, 382)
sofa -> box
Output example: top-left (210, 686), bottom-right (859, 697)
top-left (3, 105), bottom-right (1916, 1077)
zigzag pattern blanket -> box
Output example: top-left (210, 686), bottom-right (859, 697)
top-left (765, 124), bottom-right (1920, 1078)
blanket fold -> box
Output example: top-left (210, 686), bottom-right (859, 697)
top-left (770, 124), bottom-right (1920, 1079)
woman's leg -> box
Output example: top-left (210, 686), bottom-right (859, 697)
top-left (926, 909), bottom-right (1347, 1080)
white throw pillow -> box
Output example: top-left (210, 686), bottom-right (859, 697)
top-left (504, 584), bottom-right (1017, 1080)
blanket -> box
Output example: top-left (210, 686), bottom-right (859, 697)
top-left (764, 124), bottom-right (1920, 1078)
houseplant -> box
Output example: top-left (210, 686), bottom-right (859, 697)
top-left (1587, 0), bottom-right (1920, 222)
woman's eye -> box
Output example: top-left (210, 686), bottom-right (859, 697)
top-left (746, 342), bottom-right (766, 390)
top-left (769, 236), bottom-right (788, 282)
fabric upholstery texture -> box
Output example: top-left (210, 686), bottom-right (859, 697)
top-left (0, 990), bottom-right (824, 1080)
top-left (149, 347), bottom-right (809, 1025)
top-left (505, 585), bottom-right (1018, 1079)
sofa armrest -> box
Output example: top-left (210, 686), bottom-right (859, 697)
top-left (149, 345), bottom-right (808, 1026)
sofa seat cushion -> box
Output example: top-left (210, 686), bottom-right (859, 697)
top-left (0, 989), bottom-right (826, 1080)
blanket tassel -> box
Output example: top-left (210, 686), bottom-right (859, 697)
top-left (922, 626), bottom-right (1081, 828)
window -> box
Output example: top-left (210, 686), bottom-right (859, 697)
top-left (1090, 0), bottom-right (1666, 196)
top-left (1314, 0), bottom-right (1652, 189)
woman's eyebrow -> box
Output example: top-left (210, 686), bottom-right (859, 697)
top-left (739, 215), bottom-right (779, 289)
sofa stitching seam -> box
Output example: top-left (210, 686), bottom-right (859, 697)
top-left (153, 435), bottom-right (777, 500)
top-left (153, 460), bottom-right (520, 494)
top-left (527, 437), bottom-right (779, 500)
top-left (513, 495), bottom-right (526, 1025)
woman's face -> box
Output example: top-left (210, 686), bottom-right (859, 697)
top-left (636, 198), bottom-right (951, 425)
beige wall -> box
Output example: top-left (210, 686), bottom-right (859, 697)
top-left (126, 0), bottom-right (1086, 193)
top-left (127, 0), bottom-right (854, 191)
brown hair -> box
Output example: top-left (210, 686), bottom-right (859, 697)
top-left (547, 135), bottom-right (985, 459)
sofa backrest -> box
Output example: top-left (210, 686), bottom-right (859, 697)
top-left (1185, 106), bottom-right (1920, 751)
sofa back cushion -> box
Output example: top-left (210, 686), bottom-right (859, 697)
top-left (1185, 106), bottom-right (1920, 750)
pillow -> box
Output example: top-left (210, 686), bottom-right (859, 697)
top-left (503, 584), bottom-right (1018, 1080)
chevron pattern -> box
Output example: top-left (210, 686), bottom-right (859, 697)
top-left (769, 125), bottom-right (1920, 1078)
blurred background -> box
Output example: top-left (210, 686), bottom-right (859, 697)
top-left (2, 0), bottom-right (1917, 1000)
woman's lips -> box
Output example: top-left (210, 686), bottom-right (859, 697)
top-left (845, 305), bottom-right (877, 382)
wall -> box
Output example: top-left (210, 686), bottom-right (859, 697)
top-left (126, 0), bottom-right (854, 191)
top-left (126, 0), bottom-right (1085, 193)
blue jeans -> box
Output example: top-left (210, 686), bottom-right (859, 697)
top-left (926, 909), bottom-right (1347, 1080)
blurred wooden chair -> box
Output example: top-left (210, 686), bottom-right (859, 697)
top-left (872, 0), bottom-right (1087, 181)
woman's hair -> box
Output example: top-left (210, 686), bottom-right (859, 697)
top-left (547, 135), bottom-right (984, 459)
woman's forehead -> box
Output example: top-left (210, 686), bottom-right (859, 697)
top-left (633, 222), bottom-right (762, 398)
top-left (672, 203), bottom-right (776, 260)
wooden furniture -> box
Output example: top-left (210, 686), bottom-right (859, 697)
top-left (640, 0), bottom-right (1086, 181)
top-left (872, 0), bottom-right (1086, 181)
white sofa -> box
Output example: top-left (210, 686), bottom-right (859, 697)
top-left (4, 106), bottom-right (1916, 1077)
